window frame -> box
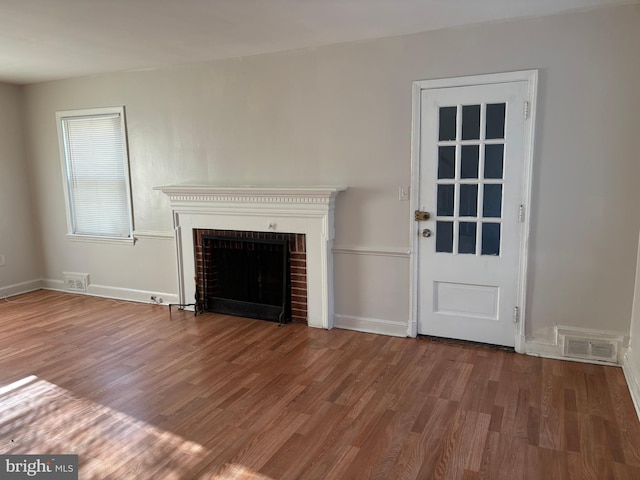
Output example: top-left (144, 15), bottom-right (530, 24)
top-left (55, 106), bottom-right (135, 245)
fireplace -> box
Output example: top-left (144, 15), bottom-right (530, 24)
top-left (194, 229), bottom-right (308, 323)
top-left (157, 185), bottom-right (345, 329)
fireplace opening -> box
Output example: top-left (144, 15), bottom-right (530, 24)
top-left (194, 229), bottom-right (308, 324)
top-left (202, 235), bottom-right (290, 322)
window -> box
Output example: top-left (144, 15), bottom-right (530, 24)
top-left (56, 107), bottom-right (133, 243)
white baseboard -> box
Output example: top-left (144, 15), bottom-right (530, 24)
top-left (42, 278), bottom-right (178, 305)
top-left (333, 314), bottom-right (408, 337)
top-left (623, 348), bottom-right (640, 422)
top-left (0, 279), bottom-right (43, 299)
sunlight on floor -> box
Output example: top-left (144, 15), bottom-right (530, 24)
top-left (0, 376), bottom-right (273, 479)
top-left (212, 464), bottom-right (275, 479)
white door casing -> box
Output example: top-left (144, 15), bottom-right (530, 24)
top-left (409, 71), bottom-right (538, 351)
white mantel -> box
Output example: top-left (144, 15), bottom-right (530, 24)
top-left (156, 185), bottom-right (346, 329)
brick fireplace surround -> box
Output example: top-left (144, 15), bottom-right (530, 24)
top-left (157, 185), bottom-right (345, 329)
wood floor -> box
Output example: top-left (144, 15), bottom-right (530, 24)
top-left (1, 291), bottom-right (640, 479)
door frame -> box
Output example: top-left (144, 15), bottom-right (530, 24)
top-left (408, 70), bottom-right (538, 353)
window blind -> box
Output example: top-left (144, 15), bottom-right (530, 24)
top-left (61, 112), bottom-right (132, 238)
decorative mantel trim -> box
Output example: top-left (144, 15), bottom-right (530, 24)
top-left (155, 185), bottom-right (344, 205)
top-left (157, 185), bottom-right (346, 330)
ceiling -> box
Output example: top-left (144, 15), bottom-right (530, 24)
top-left (0, 0), bottom-right (630, 85)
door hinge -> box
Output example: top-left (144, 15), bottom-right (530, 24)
top-left (513, 306), bottom-right (520, 323)
top-left (518, 204), bottom-right (525, 223)
top-left (524, 101), bottom-right (530, 120)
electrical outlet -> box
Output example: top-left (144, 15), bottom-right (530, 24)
top-left (0, 255), bottom-right (5, 267)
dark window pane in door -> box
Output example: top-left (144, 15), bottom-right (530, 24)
top-left (483, 184), bottom-right (502, 218)
top-left (459, 222), bottom-right (477, 254)
top-left (484, 144), bottom-right (504, 179)
top-left (437, 184), bottom-right (455, 217)
top-left (439, 106), bottom-right (457, 141)
top-left (436, 221), bottom-right (454, 253)
top-left (462, 105), bottom-right (481, 140)
top-left (482, 223), bottom-right (501, 255)
top-left (459, 184), bottom-right (478, 217)
top-left (486, 103), bottom-right (506, 139)
top-left (438, 146), bottom-right (455, 179)
top-left (461, 145), bottom-right (479, 179)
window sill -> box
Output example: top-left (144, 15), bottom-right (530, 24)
top-left (66, 234), bottom-right (136, 246)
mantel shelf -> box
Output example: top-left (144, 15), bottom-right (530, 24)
top-left (155, 185), bottom-right (346, 204)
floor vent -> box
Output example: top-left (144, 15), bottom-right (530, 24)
top-left (563, 336), bottom-right (617, 363)
top-left (63, 272), bottom-right (89, 293)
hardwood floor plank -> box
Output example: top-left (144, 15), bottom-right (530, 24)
top-left (1, 291), bottom-right (640, 479)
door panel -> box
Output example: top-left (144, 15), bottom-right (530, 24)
top-left (417, 81), bottom-right (529, 347)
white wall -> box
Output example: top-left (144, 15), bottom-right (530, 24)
top-left (22, 4), bottom-right (640, 341)
top-left (0, 82), bottom-right (41, 295)
top-left (624, 233), bottom-right (640, 418)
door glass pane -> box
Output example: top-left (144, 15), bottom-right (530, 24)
top-left (459, 184), bottom-right (478, 217)
top-left (462, 105), bottom-right (481, 140)
top-left (461, 145), bottom-right (479, 179)
top-left (483, 184), bottom-right (502, 218)
top-left (439, 106), bottom-right (457, 141)
top-left (482, 223), bottom-right (500, 255)
top-left (486, 103), bottom-right (506, 139)
top-left (484, 144), bottom-right (504, 179)
top-left (436, 221), bottom-right (454, 253)
top-left (438, 146), bottom-right (455, 179)
top-left (458, 222), bottom-right (477, 254)
top-left (437, 184), bottom-right (455, 216)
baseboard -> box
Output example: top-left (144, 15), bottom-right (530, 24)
top-left (622, 348), bottom-right (640, 422)
top-left (88, 284), bottom-right (179, 305)
top-left (0, 279), bottom-right (43, 299)
top-left (42, 278), bottom-right (178, 305)
top-left (333, 314), bottom-right (408, 337)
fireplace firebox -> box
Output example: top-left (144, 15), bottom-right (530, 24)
top-left (194, 229), bottom-right (308, 324)
top-left (203, 235), bottom-right (290, 322)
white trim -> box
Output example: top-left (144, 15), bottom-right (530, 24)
top-left (332, 245), bottom-right (410, 258)
top-left (133, 230), bottom-right (175, 240)
top-left (42, 278), bottom-right (178, 305)
top-left (87, 284), bottom-right (178, 304)
top-left (154, 185), bottom-right (344, 205)
top-left (0, 279), bottom-right (43, 299)
top-left (334, 314), bottom-right (408, 337)
top-left (66, 234), bottom-right (135, 245)
top-left (623, 349), bottom-right (640, 422)
top-left (41, 278), bottom-right (65, 290)
top-left (409, 69), bottom-right (538, 348)
top-left (415, 71), bottom-right (539, 90)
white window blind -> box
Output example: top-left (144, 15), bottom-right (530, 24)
top-left (58, 108), bottom-right (132, 239)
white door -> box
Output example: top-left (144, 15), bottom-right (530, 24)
top-left (416, 77), bottom-right (533, 347)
